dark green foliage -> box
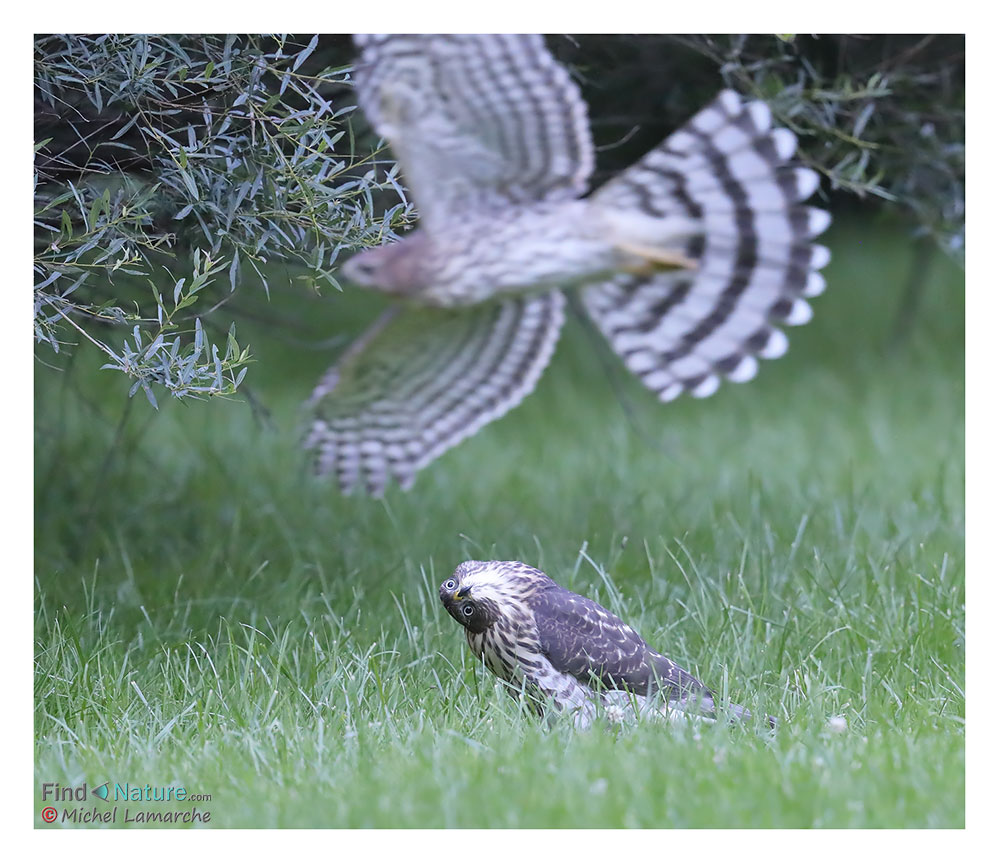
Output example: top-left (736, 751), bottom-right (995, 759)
top-left (34, 34), bottom-right (406, 403)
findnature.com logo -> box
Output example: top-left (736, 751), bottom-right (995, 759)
top-left (39, 781), bottom-right (213, 825)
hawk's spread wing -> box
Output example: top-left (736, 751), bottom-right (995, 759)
top-left (304, 290), bottom-right (565, 494)
top-left (531, 586), bottom-right (707, 699)
top-left (584, 90), bottom-right (830, 401)
top-left (353, 35), bottom-right (595, 229)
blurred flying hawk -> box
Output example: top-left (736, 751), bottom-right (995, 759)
top-left (439, 560), bottom-right (776, 729)
top-left (305, 35), bottom-right (830, 494)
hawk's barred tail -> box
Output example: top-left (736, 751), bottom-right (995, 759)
top-left (653, 655), bottom-right (779, 729)
top-left (584, 89), bottom-right (831, 402)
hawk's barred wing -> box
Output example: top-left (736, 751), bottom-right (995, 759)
top-left (353, 35), bottom-right (595, 229)
top-left (304, 291), bottom-right (565, 494)
top-left (585, 90), bottom-right (830, 402)
top-left (531, 586), bottom-right (708, 700)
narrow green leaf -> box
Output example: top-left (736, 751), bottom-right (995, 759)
top-left (229, 250), bottom-right (239, 292)
top-left (140, 381), bottom-right (159, 409)
top-left (87, 196), bottom-right (104, 231)
top-left (178, 168), bottom-right (199, 200)
top-left (293, 35), bottom-right (319, 71)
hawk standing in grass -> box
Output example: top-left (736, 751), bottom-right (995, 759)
top-left (305, 35), bottom-right (830, 494)
top-left (439, 560), bottom-right (776, 729)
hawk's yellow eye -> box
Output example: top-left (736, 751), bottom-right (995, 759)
top-left (444, 579), bottom-right (457, 592)
top-left (461, 603), bottom-right (474, 617)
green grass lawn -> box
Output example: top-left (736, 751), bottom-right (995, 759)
top-left (34, 218), bottom-right (964, 828)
